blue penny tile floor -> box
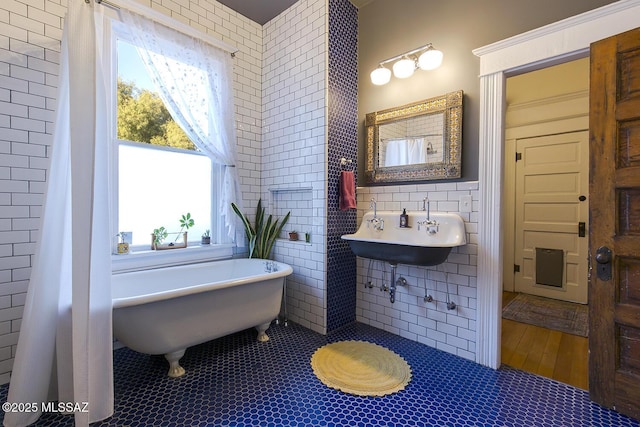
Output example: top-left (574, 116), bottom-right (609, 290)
top-left (1, 321), bottom-right (638, 426)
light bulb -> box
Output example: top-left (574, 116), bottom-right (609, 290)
top-left (392, 57), bottom-right (415, 79)
top-left (418, 48), bottom-right (443, 70)
top-left (370, 66), bottom-right (391, 85)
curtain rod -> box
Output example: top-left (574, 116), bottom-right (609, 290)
top-left (84, 0), bottom-right (238, 57)
top-left (95, 0), bottom-right (118, 9)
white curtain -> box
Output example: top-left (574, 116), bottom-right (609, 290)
top-left (120, 10), bottom-right (242, 242)
top-left (4, 3), bottom-right (113, 427)
top-left (408, 138), bottom-right (429, 164)
top-left (384, 139), bottom-right (408, 167)
top-left (384, 138), bottom-right (431, 167)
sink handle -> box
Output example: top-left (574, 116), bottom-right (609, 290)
top-left (367, 217), bottom-right (384, 231)
top-left (417, 219), bottom-right (438, 234)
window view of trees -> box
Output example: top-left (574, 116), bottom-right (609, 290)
top-left (117, 78), bottom-right (196, 151)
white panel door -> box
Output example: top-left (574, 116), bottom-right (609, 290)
top-left (514, 131), bottom-right (588, 303)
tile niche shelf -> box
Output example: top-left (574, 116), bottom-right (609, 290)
top-left (269, 186), bottom-right (314, 242)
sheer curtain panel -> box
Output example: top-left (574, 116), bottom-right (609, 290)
top-left (4, 3), bottom-right (114, 427)
top-left (121, 10), bottom-right (242, 242)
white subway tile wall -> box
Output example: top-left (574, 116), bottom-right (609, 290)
top-left (356, 182), bottom-right (479, 361)
top-left (0, 0), bottom-right (482, 385)
top-left (262, 0), bottom-right (328, 335)
top-left (0, 0), bottom-right (263, 385)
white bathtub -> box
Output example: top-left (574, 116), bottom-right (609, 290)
top-left (112, 258), bottom-right (293, 377)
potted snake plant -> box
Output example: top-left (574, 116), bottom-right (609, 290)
top-left (231, 199), bottom-right (290, 259)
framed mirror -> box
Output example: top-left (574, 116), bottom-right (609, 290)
top-left (364, 90), bottom-right (463, 184)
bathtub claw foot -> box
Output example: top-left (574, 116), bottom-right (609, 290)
top-left (256, 322), bottom-right (271, 342)
top-left (165, 349), bottom-right (186, 378)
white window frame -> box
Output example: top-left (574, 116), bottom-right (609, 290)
top-left (102, 14), bottom-right (233, 273)
top-left (116, 139), bottom-right (219, 248)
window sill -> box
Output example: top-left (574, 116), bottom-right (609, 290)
top-left (112, 243), bottom-right (234, 273)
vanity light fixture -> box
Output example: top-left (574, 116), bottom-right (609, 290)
top-left (370, 65), bottom-right (392, 85)
top-left (370, 43), bottom-right (443, 85)
top-left (392, 56), bottom-right (416, 79)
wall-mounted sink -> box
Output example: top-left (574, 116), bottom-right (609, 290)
top-left (341, 211), bottom-right (466, 266)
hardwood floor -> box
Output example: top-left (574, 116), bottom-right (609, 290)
top-left (501, 291), bottom-right (589, 390)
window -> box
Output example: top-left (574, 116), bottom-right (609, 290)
top-left (113, 37), bottom-right (219, 249)
top-left (118, 142), bottom-right (213, 247)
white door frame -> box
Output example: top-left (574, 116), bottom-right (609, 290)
top-left (472, 0), bottom-right (640, 369)
top-left (504, 91), bottom-right (590, 293)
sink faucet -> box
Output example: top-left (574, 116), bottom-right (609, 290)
top-left (367, 198), bottom-right (384, 230)
top-left (419, 196), bottom-right (438, 234)
top-left (371, 217), bottom-right (384, 230)
top-left (422, 196), bottom-right (430, 220)
top-left (418, 219), bottom-right (439, 234)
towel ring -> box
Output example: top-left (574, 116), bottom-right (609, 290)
top-left (340, 157), bottom-right (354, 170)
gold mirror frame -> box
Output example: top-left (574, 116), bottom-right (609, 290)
top-left (365, 90), bottom-right (463, 184)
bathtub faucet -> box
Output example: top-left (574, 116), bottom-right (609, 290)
top-left (265, 261), bottom-right (278, 272)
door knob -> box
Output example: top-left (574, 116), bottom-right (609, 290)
top-left (578, 195), bottom-right (587, 201)
top-left (595, 246), bottom-right (612, 281)
top-left (595, 246), bottom-right (611, 263)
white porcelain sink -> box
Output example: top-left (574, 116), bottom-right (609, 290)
top-left (341, 211), bottom-right (466, 266)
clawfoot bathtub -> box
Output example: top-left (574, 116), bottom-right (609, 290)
top-left (112, 258), bottom-right (292, 377)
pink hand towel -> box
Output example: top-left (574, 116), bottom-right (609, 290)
top-left (339, 171), bottom-right (357, 210)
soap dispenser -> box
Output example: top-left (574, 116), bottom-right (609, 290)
top-left (400, 208), bottom-right (409, 228)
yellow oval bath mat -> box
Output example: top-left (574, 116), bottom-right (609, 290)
top-left (310, 340), bottom-right (412, 396)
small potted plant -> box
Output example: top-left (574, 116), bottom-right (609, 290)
top-left (201, 229), bottom-right (211, 245)
top-left (152, 226), bottom-right (168, 250)
top-left (151, 213), bottom-right (194, 250)
top-left (175, 213), bottom-right (194, 243)
top-left (288, 230), bottom-right (298, 241)
top-left (116, 232), bottom-right (130, 254)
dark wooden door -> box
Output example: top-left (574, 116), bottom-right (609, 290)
top-left (589, 26), bottom-right (640, 421)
